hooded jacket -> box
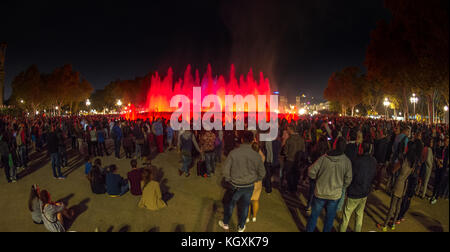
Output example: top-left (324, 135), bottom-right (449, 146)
top-left (308, 152), bottom-right (352, 200)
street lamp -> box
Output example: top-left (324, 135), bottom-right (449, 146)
top-left (20, 99), bottom-right (24, 104)
top-left (383, 98), bottom-right (391, 120)
top-left (86, 99), bottom-right (91, 107)
top-left (117, 99), bottom-right (123, 106)
top-left (410, 93), bottom-right (419, 120)
top-left (444, 105), bottom-right (449, 112)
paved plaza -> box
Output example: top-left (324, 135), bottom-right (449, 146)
top-left (0, 143), bottom-right (448, 232)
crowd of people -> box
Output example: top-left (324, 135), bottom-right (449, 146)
top-left (1, 113), bottom-right (449, 232)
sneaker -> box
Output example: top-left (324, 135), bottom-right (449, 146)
top-left (238, 225), bottom-right (246, 232)
top-left (11, 180), bottom-right (17, 183)
top-left (185, 173), bottom-right (190, 178)
top-left (391, 224), bottom-right (396, 230)
top-left (382, 226), bottom-right (388, 232)
top-left (431, 198), bottom-right (437, 205)
top-left (58, 176), bottom-right (66, 180)
top-left (179, 170), bottom-right (183, 176)
top-left (246, 218), bottom-right (250, 223)
top-left (377, 224), bottom-right (387, 232)
top-left (252, 217), bottom-right (256, 222)
top-left (218, 220), bottom-right (229, 231)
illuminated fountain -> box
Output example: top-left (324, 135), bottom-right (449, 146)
top-left (144, 64), bottom-right (272, 113)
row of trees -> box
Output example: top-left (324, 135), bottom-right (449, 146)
top-left (10, 64), bottom-right (93, 115)
top-left (324, 0), bottom-right (449, 123)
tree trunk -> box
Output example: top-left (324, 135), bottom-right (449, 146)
top-left (426, 95), bottom-right (433, 125)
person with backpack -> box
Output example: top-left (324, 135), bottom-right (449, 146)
top-left (178, 130), bottom-right (201, 177)
top-left (387, 126), bottom-right (410, 195)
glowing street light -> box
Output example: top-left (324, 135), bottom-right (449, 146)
top-left (383, 98), bottom-right (391, 119)
top-left (86, 99), bottom-right (91, 107)
top-left (445, 106), bottom-right (449, 112)
top-left (117, 99), bottom-right (123, 106)
top-left (299, 108), bottom-right (306, 115)
top-left (410, 93), bottom-right (419, 120)
top-left (20, 99), bottom-right (24, 104)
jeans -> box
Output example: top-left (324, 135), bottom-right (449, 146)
top-left (98, 141), bottom-right (108, 156)
top-left (223, 185), bottom-right (254, 229)
top-left (432, 168), bottom-right (446, 199)
top-left (339, 197), bottom-right (367, 232)
top-left (204, 152), bottom-right (215, 175)
top-left (51, 152), bottom-right (62, 177)
top-left (135, 143), bottom-right (142, 159)
top-left (120, 183), bottom-right (130, 196)
top-left (306, 196), bottom-right (339, 232)
top-left (156, 135), bottom-right (164, 153)
top-left (181, 154), bottom-right (192, 175)
top-left (114, 139), bottom-right (121, 158)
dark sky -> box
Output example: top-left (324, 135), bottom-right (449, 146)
top-left (1, 0), bottom-right (391, 102)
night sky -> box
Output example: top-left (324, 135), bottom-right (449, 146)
top-left (1, 0), bottom-right (391, 102)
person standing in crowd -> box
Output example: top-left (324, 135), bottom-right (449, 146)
top-left (112, 121), bottom-right (123, 159)
top-left (200, 130), bottom-right (216, 177)
top-left (17, 124), bottom-right (27, 169)
top-left (134, 123), bottom-right (145, 159)
top-left (247, 141), bottom-right (265, 223)
top-left (420, 139), bottom-right (434, 199)
top-left (306, 137), bottom-right (352, 232)
top-left (261, 136), bottom-right (274, 194)
top-left (281, 125), bottom-right (305, 193)
top-left (57, 128), bottom-right (68, 168)
top-left (0, 134), bottom-right (14, 183)
top-left (178, 129), bottom-right (201, 177)
top-left (166, 122), bottom-right (174, 151)
top-left (339, 142), bottom-right (376, 232)
top-left (219, 131), bottom-right (266, 232)
top-left (374, 128), bottom-right (389, 191)
top-left (215, 130), bottom-right (223, 163)
top-left (48, 126), bottom-right (64, 179)
top-left (430, 137), bottom-right (449, 204)
top-left (378, 139), bottom-right (419, 231)
top-left (97, 126), bottom-right (108, 156)
top-left (306, 136), bottom-right (330, 212)
top-left (152, 118), bottom-right (164, 153)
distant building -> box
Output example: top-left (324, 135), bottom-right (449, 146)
top-left (279, 96), bottom-right (288, 114)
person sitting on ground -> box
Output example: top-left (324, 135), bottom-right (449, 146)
top-left (88, 165), bottom-right (106, 194)
top-left (84, 156), bottom-right (93, 177)
top-left (40, 190), bottom-right (73, 232)
top-left (138, 167), bottom-right (167, 211)
top-left (105, 164), bottom-right (129, 196)
top-left (127, 159), bottom-right (143, 196)
top-left (28, 184), bottom-right (43, 225)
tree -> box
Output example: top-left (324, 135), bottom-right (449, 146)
top-left (366, 0), bottom-right (448, 123)
top-left (324, 67), bottom-right (363, 116)
top-left (10, 65), bottom-right (44, 115)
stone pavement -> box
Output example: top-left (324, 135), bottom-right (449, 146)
top-left (0, 146), bottom-right (448, 232)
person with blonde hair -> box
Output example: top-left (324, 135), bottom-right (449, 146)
top-left (138, 167), bottom-right (167, 211)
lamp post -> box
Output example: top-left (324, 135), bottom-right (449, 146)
top-left (383, 98), bottom-right (390, 120)
top-left (410, 93), bottom-right (418, 120)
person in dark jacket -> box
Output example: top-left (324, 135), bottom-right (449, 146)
top-left (48, 127), bottom-right (64, 179)
top-left (281, 125), bottom-right (305, 193)
top-left (0, 134), bottom-right (13, 183)
top-left (339, 142), bottom-right (377, 232)
top-left (374, 129), bottom-right (389, 190)
top-left (88, 165), bottom-right (106, 194)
